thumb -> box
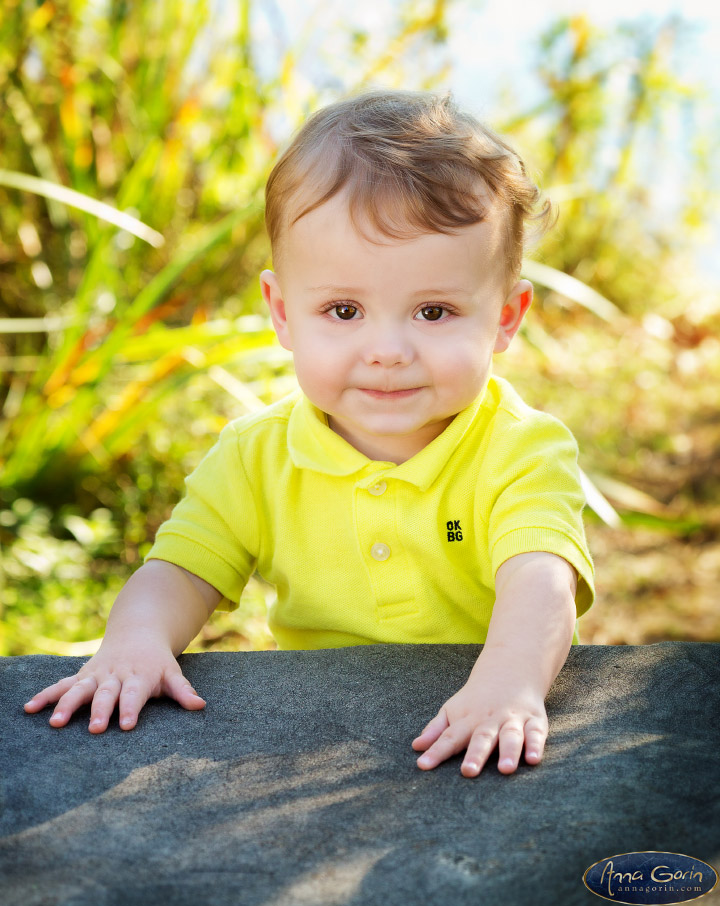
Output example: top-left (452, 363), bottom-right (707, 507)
top-left (411, 709), bottom-right (449, 751)
top-left (163, 668), bottom-right (206, 711)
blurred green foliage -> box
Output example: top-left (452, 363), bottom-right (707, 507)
top-left (1, 1), bottom-right (719, 653)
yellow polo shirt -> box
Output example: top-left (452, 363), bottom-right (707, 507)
top-left (147, 376), bottom-right (594, 649)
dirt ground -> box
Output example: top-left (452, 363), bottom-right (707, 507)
top-left (579, 522), bottom-right (720, 644)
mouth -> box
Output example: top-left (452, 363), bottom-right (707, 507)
top-left (359, 387), bottom-right (423, 400)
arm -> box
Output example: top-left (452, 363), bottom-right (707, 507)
top-left (411, 551), bottom-right (577, 776)
top-left (24, 559), bottom-right (222, 733)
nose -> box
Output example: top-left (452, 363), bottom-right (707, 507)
top-left (361, 323), bottom-right (414, 367)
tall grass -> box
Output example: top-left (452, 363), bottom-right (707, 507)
top-left (1, 4), bottom-right (718, 651)
top-left (0, 0), bottom-right (455, 498)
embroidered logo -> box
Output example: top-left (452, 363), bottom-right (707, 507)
top-left (446, 520), bottom-right (463, 542)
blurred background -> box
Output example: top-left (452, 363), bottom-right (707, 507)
top-left (1, 0), bottom-right (719, 656)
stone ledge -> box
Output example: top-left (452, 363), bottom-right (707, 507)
top-left (2, 643), bottom-right (719, 905)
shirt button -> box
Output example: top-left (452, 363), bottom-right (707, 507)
top-left (370, 542), bottom-right (391, 561)
top-left (368, 480), bottom-right (387, 496)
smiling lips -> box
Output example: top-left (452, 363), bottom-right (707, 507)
top-left (359, 387), bottom-right (422, 399)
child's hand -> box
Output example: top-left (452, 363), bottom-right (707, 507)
top-left (23, 639), bottom-right (205, 733)
top-left (411, 664), bottom-right (548, 777)
top-left (25, 560), bottom-right (220, 732)
top-left (412, 552), bottom-right (577, 776)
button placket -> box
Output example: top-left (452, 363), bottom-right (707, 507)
top-left (365, 476), bottom-right (390, 560)
top-left (354, 480), bottom-right (415, 617)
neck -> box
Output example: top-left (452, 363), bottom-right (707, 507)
top-left (326, 415), bottom-right (455, 464)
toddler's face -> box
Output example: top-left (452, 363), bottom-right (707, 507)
top-left (261, 193), bottom-right (531, 463)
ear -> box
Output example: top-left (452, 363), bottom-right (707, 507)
top-left (260, 269), bottom-right (293, 351)
top-left (494, 279), bottom-right (533, 354)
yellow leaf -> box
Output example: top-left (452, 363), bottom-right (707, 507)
top-left (74, 141), bottom-right (93, 169)
top-left (60, 94), bottom-right (82, 140)
top-left (29, 1), bottom-right (55, 32)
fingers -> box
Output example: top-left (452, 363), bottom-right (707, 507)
top-left (24, 661), bottom-right (205, 733)
top-left (416, 718), bottom-right (470, 771)
top-left (496, 721), bottom-right (527, 774)
top-left (117, 676), bottom-right (153, 731)
top-left (465, 714), bottom-right (547, 776)
top-left (24, 676), bottom-right (79, 713)
top-left (163, 671), bottom-right (206, 711)
top-left (88, 676), bottom-right (122, 734)
top-left (461, 727), bottom-right (500, 777)
top-left (411, 710), bottom-right (448, 752)
top-left (522, 715), bottom-right (548, 766)
top-left (416, 711), bottom-right (549, 777)
top-left (49, 675), bottom-right (99, 727)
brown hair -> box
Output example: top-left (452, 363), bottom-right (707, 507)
top-left (265, 89), bottom-right (553, 287)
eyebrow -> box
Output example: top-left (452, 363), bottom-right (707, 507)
top-left (306, 284), bottom-right (471, 296)
top-left (410, 287), bottom-right (471, 298)
top-left (306, 285), bottom-right (363, 294)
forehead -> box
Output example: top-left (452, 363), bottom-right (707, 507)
top-left (275, 190), bottom-right (508, 287)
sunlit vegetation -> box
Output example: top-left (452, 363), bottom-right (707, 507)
top-left (1, 1), bottom-right (718, 653)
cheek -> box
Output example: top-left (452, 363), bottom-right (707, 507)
top-left (427, 338), bottom-right (486, 375)
top-left (291, 336), bottom-right (346, 389)
top-left (426, 339), bottom-right (493, 398)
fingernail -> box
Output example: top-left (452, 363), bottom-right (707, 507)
top-left (418, 755), bottom-right (431, 767)
top-left (120, 717), bottom-right (133, 728)
top-left (90, 719), bottom-right (101, 728)
top-left (500, 758), bottom-right (514, 768)
top-left (465, 761), bottom-right (479, 773)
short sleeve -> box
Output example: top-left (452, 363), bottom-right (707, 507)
top-left (146, 422), bottom-right (259, 610)
top-left (487, 413), bottom-right (595, 617)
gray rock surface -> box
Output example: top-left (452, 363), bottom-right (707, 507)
top-left (2, 643), bottom-right (719, 905)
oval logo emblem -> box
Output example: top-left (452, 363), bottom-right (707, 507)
top-left (584, 851), bottom-right (718, 904)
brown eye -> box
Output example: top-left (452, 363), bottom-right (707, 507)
top-left (420, 306), bottom-right (444, 321)
top-left (334, 304), bottom-right (358, 320)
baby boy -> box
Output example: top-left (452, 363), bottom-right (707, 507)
top-left (26, 90), bottom-right (594, 777)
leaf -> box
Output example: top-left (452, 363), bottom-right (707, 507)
top-left (0, 316), bottom-right (77, 334)
top-left (521, 258), bottom-right (624, 322)
top-left (579, 468), bottom-right (622, 528)
top-left (0, 169), bottom-right (165, 247)
top-left (585, 472), bottom-right (670, 517)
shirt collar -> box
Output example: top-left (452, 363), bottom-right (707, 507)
top-left (287, 380), bottom-right (491, 491)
